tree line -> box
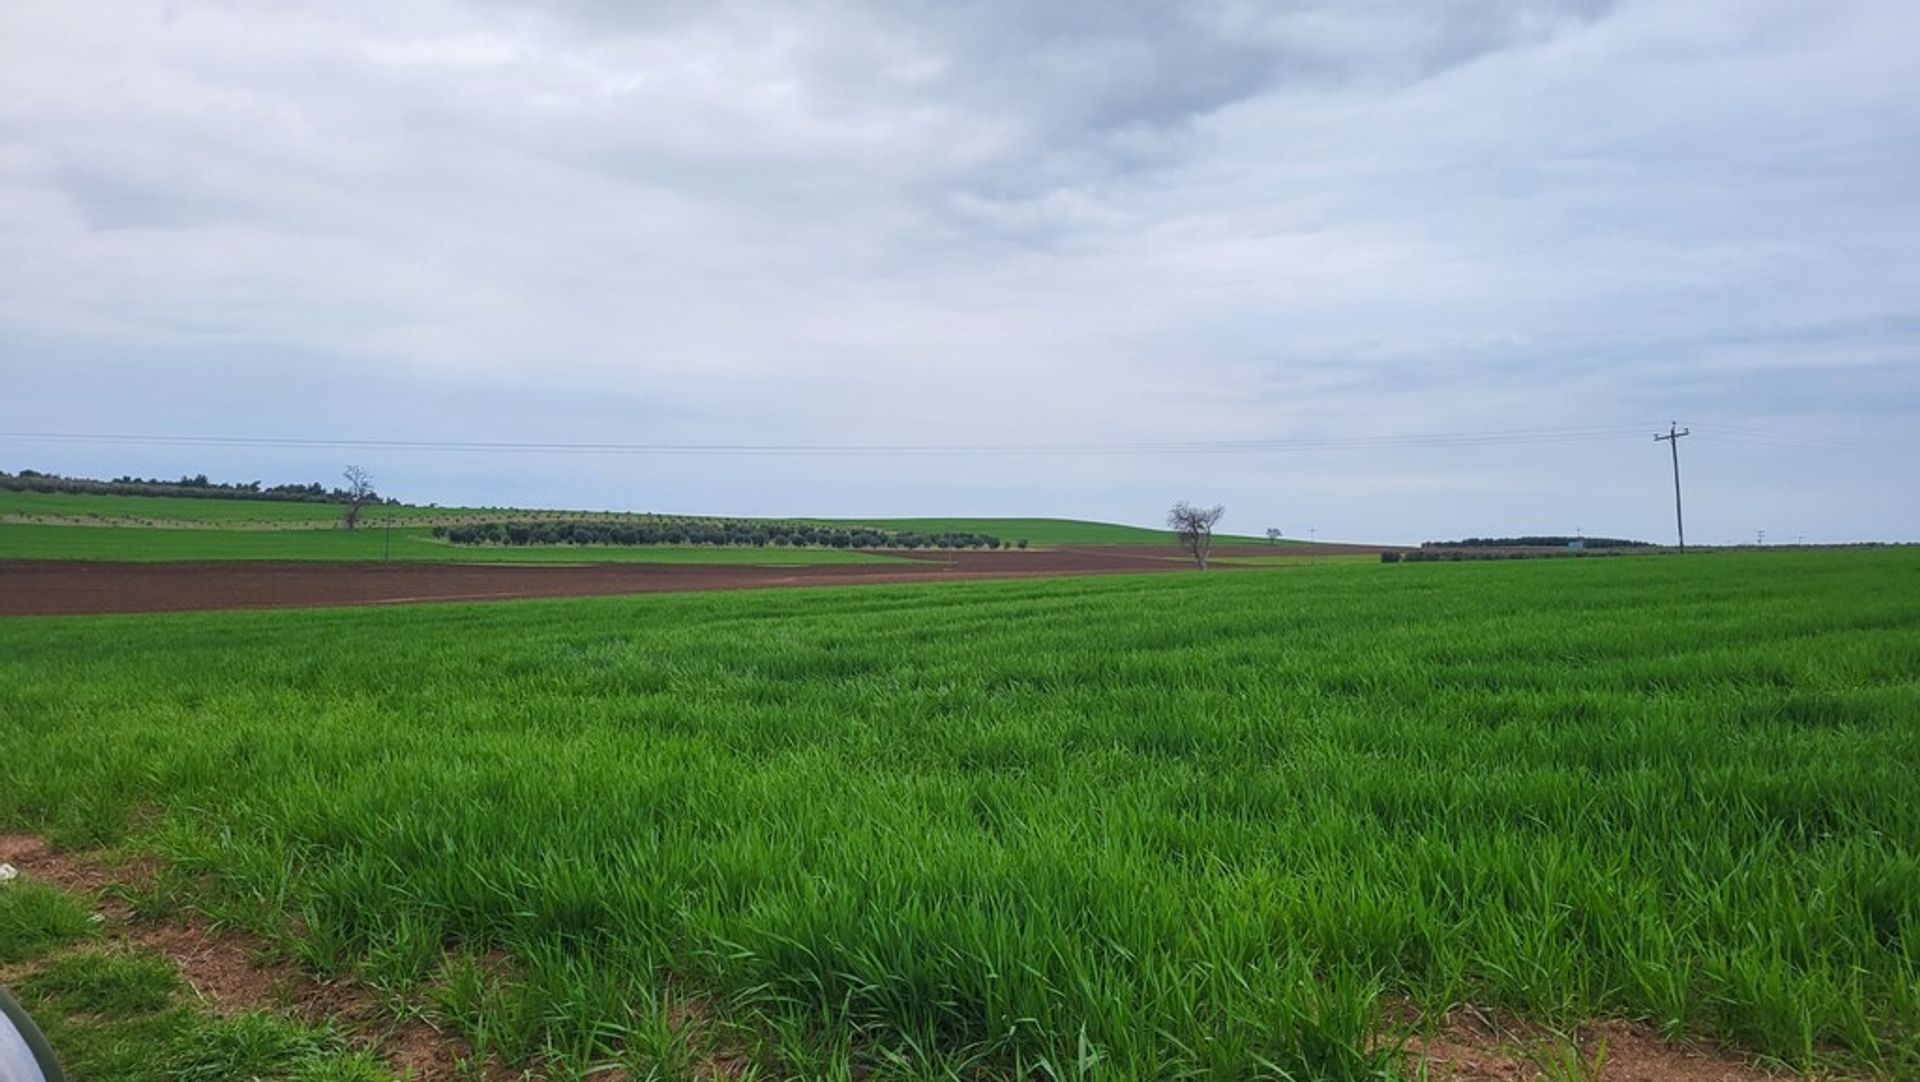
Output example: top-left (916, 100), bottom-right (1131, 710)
top-left (1384, 548), bottom-right (1659, 563)
top-left (2, 469), bottom-right (396, 506)
top-left (434, 519), bottom-right (1019, 550)
top-left (1422, 535), bottom-right (1651, 549)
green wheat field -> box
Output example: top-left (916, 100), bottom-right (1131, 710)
top-left (3, 549), bottom-right (1917, 1078)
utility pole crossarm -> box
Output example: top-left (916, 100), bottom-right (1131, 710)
top-left (1654, 423), bottom-right (1690, 551)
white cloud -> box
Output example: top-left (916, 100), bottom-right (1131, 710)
top-left (1, 0), bottom-right (1915, 541)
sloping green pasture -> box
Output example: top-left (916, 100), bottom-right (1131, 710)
top-left (0, 488), bottom-right (488, 525)
top-left (0, 522), bottom-right (905, 564)
top-left (2, 551), bottom-right (1916, 1078)
top-left (0, 489), bottom-right (1233, 553)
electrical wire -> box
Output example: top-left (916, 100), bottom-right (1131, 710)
top-left (1, 422), bottom-right (1910, 457)
top-left (1687, 423), bottom-right (1916, 454)
top-left (0, 424), bottom-right (1666, 457)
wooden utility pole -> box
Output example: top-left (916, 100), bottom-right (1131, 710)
top-left (1654, 422), bottom-right (1690, 550)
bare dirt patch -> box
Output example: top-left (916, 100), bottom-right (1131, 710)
top-left (3, 834), bottom-right (268, 1008)
top-left (1400, 1003), bottom-right (1801, 1082)
top-left (0, 834), bottom-right (129, 897)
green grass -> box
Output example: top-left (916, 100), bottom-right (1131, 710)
top-left (0, 488), bottom-right (488, 526)
top-left (0, 880), bottom-right (98, 963)
top-left (812, 516), bottom-right (1270, 546)
top-left (18, 951), bottom-right (181, 1015)
top-left (0, 523), bottom-right (909, 565)
top-left (0, 879), bottom-right (390, 1081)
top-left (2, 551), bottom-right (1917, 1078)
top-left (26, 998), bottom-right (386, 1082)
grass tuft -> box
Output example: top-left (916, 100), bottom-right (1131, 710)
top-left (19, 950), bottom-right (180, 1016)
top-left (0, 878), bottom-right (98, 963)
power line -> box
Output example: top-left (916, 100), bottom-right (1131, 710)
top-left (1687, 424), bottom-right (1919, 456)
top-left (1690, 421), bottom-right (1907, 446)
top-left (0, 423), bottom-right (1668, 458)
top-left (1, 422), bottom-right (1909, 459)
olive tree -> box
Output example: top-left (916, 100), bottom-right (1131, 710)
top-left (1168, 501), bottom-right (1226, 569)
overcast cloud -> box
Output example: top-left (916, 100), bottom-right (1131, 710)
top-left (2, 0), bottom-right (1916, 543)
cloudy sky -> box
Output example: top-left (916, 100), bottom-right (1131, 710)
top-left (2, 0), bottom-right (1915, 543)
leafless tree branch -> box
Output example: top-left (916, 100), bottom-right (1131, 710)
top-left (342, 465), bottom-right (374, 531)
top-left (1168, 501), bottom-right (1225, 569)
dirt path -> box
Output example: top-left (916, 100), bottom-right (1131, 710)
top-left (0, 548), bottom-right (1217, 615)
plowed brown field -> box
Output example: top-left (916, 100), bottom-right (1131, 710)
top-left (0, 544), bottom-right (1406, 616)
top-left (0, 548), bottom-right (1177, 615)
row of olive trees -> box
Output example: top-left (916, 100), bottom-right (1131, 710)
top-left (434, 518), bottom-right (1010, 550)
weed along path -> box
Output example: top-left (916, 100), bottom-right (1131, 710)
top-left (0, 546), bottom-right (1241, 615)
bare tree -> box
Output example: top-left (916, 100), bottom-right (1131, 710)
top-left (341, 465), bottom-right (375, 531)
top-left (1168, 501), bottom-right (1226, 569)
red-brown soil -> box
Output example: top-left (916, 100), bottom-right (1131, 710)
top-left (0, 548), bottom-right (1235, 616)
top-left (1394, 1002), bottom-right (1798, 1081)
